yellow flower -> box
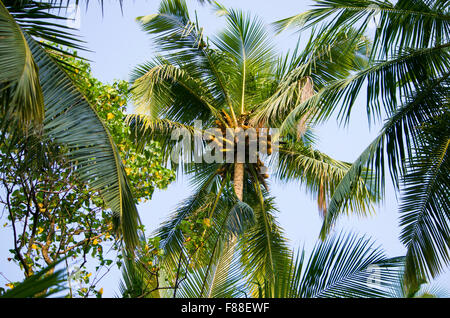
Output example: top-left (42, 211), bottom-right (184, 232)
top-left (99, 288), bottom-right (104, 295)
top-left (5, 283), bottom-right (14, 289)
top-left (107, 113), bottom-right (115, 120)
top-left (125, 167), bottom-right (132, 175)
top-left (93, 239), bottom-right (99, 245)
top-left (38, 203), bottom-right (45, 212)
top-left (37, 227), bottom-right (44, 234)
top-left (31, 244), bottom-right (38, 250)
top-left (203, 218), bottom-right (211, 227)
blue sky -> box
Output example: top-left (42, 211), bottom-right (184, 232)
top-left (0, 0), bottom-right (449, 297)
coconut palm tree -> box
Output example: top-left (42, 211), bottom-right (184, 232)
top-left (273, 0), bottom-right (449, 290)
top-left (128, 0), bottom-right (379, 294)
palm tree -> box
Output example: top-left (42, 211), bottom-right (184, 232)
top-left (273, 0), bottom-right (449, 290)
top-left (128, 0), bottom-right (379, 295)
top-left (119, 232), bottom-right (404, 298)
top-left (0, 0), bottom-right (141, 248)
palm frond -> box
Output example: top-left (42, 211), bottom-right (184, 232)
top-left (320, 74), bottom-right (448, 238)
top-left (4, 0), bottom-right (85, 51)
top-left (259, 232), bottom-right (404, 298)
top-left (177, 239), bottom-right (244, 298)
top-left (276, 140), bottom-right (378, 217)
top-left (130, 58), bottom-right (219, 124)
top-left (0, 1), bottom-right (43, 127)
top-left (213, 7), bottom-right (276, 115)
top-left (400, 112), bottom-right (450, 288)
top-left (275, 0), bottom-right (450, 54)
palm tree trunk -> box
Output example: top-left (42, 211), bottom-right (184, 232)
top-left (214, 162), bottom-right (244, 297)
top-left (233, 163), bottom-right (244, 201)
